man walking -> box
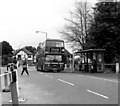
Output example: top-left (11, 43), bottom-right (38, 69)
top-left (21, 58), bottom-right (29, 76)
top-left (12, 56), bottom-right (17, 69)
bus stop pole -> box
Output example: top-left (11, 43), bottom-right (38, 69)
top-left (72, 53), bottom-right (74, 72)
top-left (116, 63), bottom-right (119, 73)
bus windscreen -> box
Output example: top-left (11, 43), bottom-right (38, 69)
top-left (46, 40), bottom-right (64, 47)
top-left (45, 55), bottom-right (62, 62)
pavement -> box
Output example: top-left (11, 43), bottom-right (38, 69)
top-left (1, 66), bottom-right (119, 105)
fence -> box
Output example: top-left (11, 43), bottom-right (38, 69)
top-left (104, 63), bottom-right (119, 73)
top-left (72, 63), bottom-right (119, 73)
top-left (104, 63), bottom-right (116, 73)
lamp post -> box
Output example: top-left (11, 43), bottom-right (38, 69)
top-left (36, 31), bottom-right (47, 57)
top-left (36, 31), bottom-right (47, 40)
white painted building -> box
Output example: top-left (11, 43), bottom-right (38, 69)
top-left (14, 48), bottom-right (34, 65)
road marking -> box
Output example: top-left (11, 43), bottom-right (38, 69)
top-left (78, 75), bottom-right (118, 83)
top-left (87, 90), bottom-right (109, 99)
top-left (58, 79), bottom-right (74, 86)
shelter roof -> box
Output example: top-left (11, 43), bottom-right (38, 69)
top-left (75, 49), bottom-right (105, 53)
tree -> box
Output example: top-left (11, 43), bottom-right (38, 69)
top-left (2, 41), bottom-right (13, 56)
top-left (59, 1), bottom-right (93, 51)
top-left (1, 41), bottom-right (14, 65)
top-left (25, 46), bottom-right (36, 55)
top-left (88, 1), bottom-right (120, 63)
top-left (0, 42), bottom-right (2, 56)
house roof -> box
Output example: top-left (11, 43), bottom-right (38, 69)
top-left (14, 48), bottom-right (33, 55)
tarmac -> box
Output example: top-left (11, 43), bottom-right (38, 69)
top-left (1, 66), bottom-right (119, 105)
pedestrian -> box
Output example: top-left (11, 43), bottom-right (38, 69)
top-left (12, 56), bottom-right (17, 69)
top-left (79, 61), bottom-right (82, 71)
top-left (92, 59), bottom-right (97, 73)
top-left (21, 58), bottom-right (29, 76)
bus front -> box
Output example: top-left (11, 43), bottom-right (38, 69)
top-left (44, 39), bottom-right (65, 72)
top-left (45, 39), bottom-right (65, 54)
top-left (44, 54), bottom-right (64, 72)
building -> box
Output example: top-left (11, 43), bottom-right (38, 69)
top-left (14, 48), bottom-right (34, 66)
top-left (64, 49), bottom-right (73, 68)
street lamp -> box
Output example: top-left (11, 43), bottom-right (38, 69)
top-left (36, 31), bottom-right (47, 40)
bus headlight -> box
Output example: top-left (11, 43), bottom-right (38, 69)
top-left (61, 49), bottom-right (65, 53)
top-left (47, 64), bottom-right (50, 67)
top-left (45, 64), bottom-right (50, 67)
top-left (60, 64), bottom-right (63, 67)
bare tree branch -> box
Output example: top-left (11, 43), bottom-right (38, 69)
top-left (59, 1), bottom-right (93, 51)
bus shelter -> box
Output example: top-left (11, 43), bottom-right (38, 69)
top-left (75, 49), bottom-right (105, 73)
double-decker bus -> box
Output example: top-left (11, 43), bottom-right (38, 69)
top-left (36, 39), bottom-right (65, 72)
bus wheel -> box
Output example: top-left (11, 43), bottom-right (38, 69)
top-left (53, 70), bottom-right (57, 73)
top-left (57, 70), bottom-right (60, 72)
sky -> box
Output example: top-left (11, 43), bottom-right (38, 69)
top-left (0, 0), bottom-right (97, 52)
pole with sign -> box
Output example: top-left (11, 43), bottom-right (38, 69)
top-left (72, 53), bottom-right (74, 72)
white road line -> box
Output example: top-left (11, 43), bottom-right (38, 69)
top-left (87, 90), bottom-right (109, 99)
top-left (58, 79), bottom-right (74, 86)
top-left (78, 75), bottom-right (118, 83)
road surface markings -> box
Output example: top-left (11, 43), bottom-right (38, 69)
top-left (87, 90), bottom-right (109, 99)
top-left (58, 79), bottom-right (74, 86)
top-left (78, 75), bottom-right (118, 83)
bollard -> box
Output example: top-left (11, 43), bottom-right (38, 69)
top-left (2, 72), bottom-right (10, 92)
top-left (15, 69), bottom-right (19, 97)
top-left (116, 63), bottom-right (119, 73)
top-left (9, 69), bottom-right (26, 104)
top-left (9, 73), bottom-right (12, 84)
top-left (10, 82), bottom-right (19, 106)
top-left (4, 74), bottom-right (8, 87)
top-left (1, 67), bottom-right (23, 105)
top-left (0, 57), bottom-right (1, 105)
top-left (10, 71), bottom-right (19, 106)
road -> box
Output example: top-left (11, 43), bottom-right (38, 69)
top-left (1, 66), bottom-right (119, 105)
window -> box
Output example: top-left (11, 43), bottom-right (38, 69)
top-left (46, 40), bottom-right (64, 47)
top-left (28, 55), bottom-right (31, 58)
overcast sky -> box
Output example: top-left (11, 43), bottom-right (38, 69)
top-left (0, 0), bottom-right (97, 52)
